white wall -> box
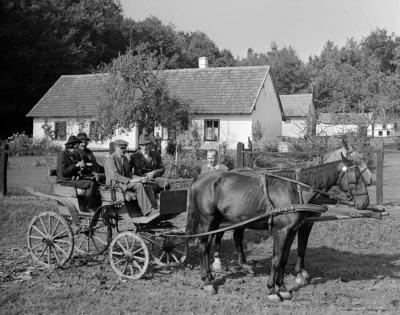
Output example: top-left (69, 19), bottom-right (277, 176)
top-left (252, 73), bottom-right (282, 141)
top-left (191, 115), bottom-right (252, 149)
top-left (367, 123), bottom-right (395, 137)
top-left (282, 118), bottom-right (307, 138)
top-left (32, 117), bottom-right (139, 149)
top-left (316, 123), bottom-right (358, 136)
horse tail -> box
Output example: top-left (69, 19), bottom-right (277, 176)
top-left (186, 185), bottom-right (199, 236)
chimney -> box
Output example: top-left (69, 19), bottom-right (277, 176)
top-left (198, 57), bottom-right (208, 69)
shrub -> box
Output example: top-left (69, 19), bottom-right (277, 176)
top-left (7, 133), bottom-right (61, 155)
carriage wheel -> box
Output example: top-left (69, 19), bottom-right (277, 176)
top-left (72, 217), bottom-right (112, 257)
top-left (109, 232), bottom-right (149, 280)
top-left (149, 235), bottom-right (188, 267)
top-left (27, 212), bottom-right (74, 268)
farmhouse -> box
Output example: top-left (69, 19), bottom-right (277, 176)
top-left (280, 93), bottom-right (315, 138)
top-left (26, 63), bottom-right (284, 149)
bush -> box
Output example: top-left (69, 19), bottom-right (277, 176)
top-left (7, 133), bottom-right (61, 155)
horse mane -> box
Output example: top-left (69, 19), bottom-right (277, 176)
top-left (298, 160), bottom-right (341, 188)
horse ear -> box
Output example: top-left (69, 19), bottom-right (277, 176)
top-left (342, 138), bottom-right (349, 150)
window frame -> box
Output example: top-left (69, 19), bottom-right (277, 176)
top-left (204, 119), bottom-right (220, 141)
top-left (54, 121), bottom-right (67, 141)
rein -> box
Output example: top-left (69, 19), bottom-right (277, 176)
top-left (264, 166), bottom-right (358, 207)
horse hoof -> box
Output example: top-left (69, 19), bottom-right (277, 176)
top-left (295, 274), bottom-right (308, 285)
top-left (279, 291), bottom-right (292, 300)
top-left (267, 294), bottom-right (282, 302)
top-left (203, 284), bottom-right (217, 295)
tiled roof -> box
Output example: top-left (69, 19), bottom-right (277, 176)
top-left (279, 94), bottom-right (313, 117)
top-left (27, 66), bottom-right (273, 117)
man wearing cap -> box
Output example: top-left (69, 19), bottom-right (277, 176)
top-left (77, 132), bottom-right (104, 174)
top-left (104, 139), bottom-right (158, 217)
top-left (129, 134), bottom-right (165, 190)
top-left (57, 135), bottom-right (101, 212)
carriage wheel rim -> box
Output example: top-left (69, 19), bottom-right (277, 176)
top-left (150, 236), bottom-right (188, 267)
top-left (27, 212), bottom-right (74, 268)
top-left (109, 232), bottom-right (149, 280)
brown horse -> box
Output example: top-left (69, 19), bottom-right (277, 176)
top-left (211, 139), bottom-right (373, 284)
top-left (186, 155), bottom-right (369, 300)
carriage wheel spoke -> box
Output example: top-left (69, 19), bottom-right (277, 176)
top-left (53, 243), bottom-right (68, 257)
top-left (129, 265), bottom-right (134, 277)
top-left (32, 225), bottom-right (46, 238)
top-left (39, 217), bottom-right (49, 235)
top-left (114, 257), bottom-right (124, 265)
top-left (38, 245), bottom-right (48, 260)
top-left (86, 239), bottom-right (90, 252)
top-left (133, 255), bottom-right (146, 262)
top-left (31, 242), bottom-right (45, 250)
top-left (121, 261), bottom-right (128, 274)
top-left (93, 235), bottom-right (107, 246)
top-left (124, 235), bottom-right (130, 251)
top-left (29, 235), bottom-right (44, 240)
top-left (112, 251), bottom-right (124, 256)
top-left (172, 249), bottom-right (186, 256)
top-left (48, 214), bottom-right (52, 237)
top-left (131, 247), bottom-right (143, 255)
top-left (171, 253), bottom-right (180, 263)
top-left (130, 238), bottom-right (136, 251)
top-left (132, 260), bottom-right (142, 271)
top-left (116, 240), bottom-right (127, 252)
top-left (51, 219), bottom-right (61, 237)
top-left (54, 239), bottom-right (71, 245)
top-left (47, 245), bottom-right (52, 265)
top-left (53, 229), bottom-right (69, 240)
top-left (158, 252), bottom-right (166, 262)
top-left (52, 247), bottom-right (60, 264)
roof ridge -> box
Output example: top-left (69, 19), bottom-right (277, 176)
top-left (162, 65), bottom-right (270, 72)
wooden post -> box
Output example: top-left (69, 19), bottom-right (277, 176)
top-left (376, 140), bottom-right (384, 206)
top-left (237, 142), bottom-right (244, 168)
top-left (0, 140), bottom-right (8, 198)
top-left (109, 142), bottom-right (115, 154)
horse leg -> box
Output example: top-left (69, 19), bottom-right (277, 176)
top-left (295, 221), bottom-right (314, 285)
top-left (233, 228), bottom-right (254, 275)
top-left (199, 233), bottom-right (216, 293)
top-left (276, 229), bottom-right (297, 300)
top-left (267, 227), bottom-right (289, 301)
top-left (211, 232), bottom-right (224, 272)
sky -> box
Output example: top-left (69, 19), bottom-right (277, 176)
top-left (119, 0), bottom-right (400, 61)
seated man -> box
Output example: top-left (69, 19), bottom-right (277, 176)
top-left (57, 135), bottom-right (101, 212)
top-left (129, 134), bottom-right (166, 191)
top-left (104, 139), bottom-right (158, 217)
top-left (200, 149), bottom-right (229, 175)
top-left (77, 132), bottom-right (105, 174)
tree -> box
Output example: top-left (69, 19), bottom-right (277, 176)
top-left (95, 46), bottom-right (189, 140)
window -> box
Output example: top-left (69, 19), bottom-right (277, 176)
top-left (89, 121), bottom-right (99, 140)
top-left (204, 119), bottom-right (219, 141)
top-left (387, 130), bottom-right (391, 136)
top-left (54, 121), bottom-right (67, 140)
top-left (378, 130), bottom-right (383, 136)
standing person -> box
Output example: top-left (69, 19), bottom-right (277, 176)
top-left (57, 135), bottom-right (101, 212)
top-left (77, 132), bottom-right (104, 174)
top-left (129, 134), bottom-right (166, 191)
top-left (200, 149), bottom-right (229, 175)
top-left (104, 139), bottom-right (158, 217)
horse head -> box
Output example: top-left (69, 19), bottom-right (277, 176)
top-left (337, 153), bottom-right (370, 210)
top-left (322, 139), bottom-right (373, 186)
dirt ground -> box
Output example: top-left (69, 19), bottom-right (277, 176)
top-left (1, 153), bottom-right (400, 314)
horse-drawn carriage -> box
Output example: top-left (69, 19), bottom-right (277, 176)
top-left (26, 170), bottom-right (190, 280)
top-left (25, 141), bottom-right (389, 300)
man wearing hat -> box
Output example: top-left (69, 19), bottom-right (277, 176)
top-left (57, 135), bottom-right (101, 212)
top-left (129, 134), bottom-right (165, 191)
top-left (77, 132), bottom-right (104, 174)
top-left (104, 139), bottom-right (158, 217)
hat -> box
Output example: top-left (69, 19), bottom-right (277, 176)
top-left (77, 132), bottom-right (90, 141)
top-left (114, 139), bottom-right (129, 147)
top-left (138, 134), bottom-right (152, 145)
top-left (65, 135), bottom-right (82, 146)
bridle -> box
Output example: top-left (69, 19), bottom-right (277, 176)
top-left (346, 148), bottom-right (369, 176)
top-left (337, 164), bottom-right (369, 201)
